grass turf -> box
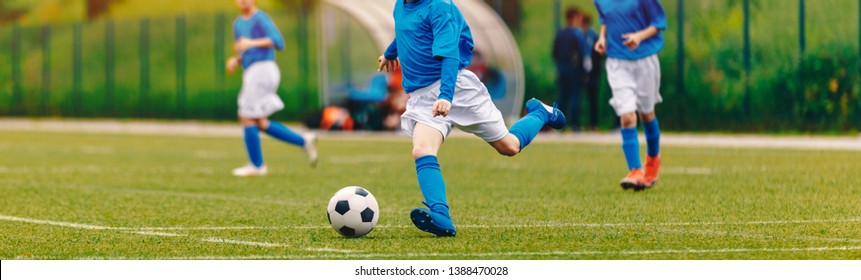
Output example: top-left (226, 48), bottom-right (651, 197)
top-left (1, 130), bottom-right (859, 260)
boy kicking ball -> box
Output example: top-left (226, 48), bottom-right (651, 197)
top-left (378, 0), bottom-right (567, 237)
top-left (593, 0), bottom-right (665, 191)
top-left (227, 0), bottom-right (317, 176)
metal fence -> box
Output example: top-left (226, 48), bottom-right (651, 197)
top-left (535, 0), bottom-right (861, 132)
top-left (2, 0), bottom-right (861, 132)
top-left (1, 10), bottom-right (316, 120)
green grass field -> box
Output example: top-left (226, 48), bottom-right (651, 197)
top-left (1, 129), bottom-right (860, 260)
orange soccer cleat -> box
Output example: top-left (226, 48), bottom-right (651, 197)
top-left (644, 155), bottom-right (661, 189)
top-left (620, 168), bottom-right (646, 191)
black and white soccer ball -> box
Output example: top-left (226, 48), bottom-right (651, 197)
top-left (327, 186), bottom-right (379, 238)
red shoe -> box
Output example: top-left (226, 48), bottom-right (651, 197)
top-left (644, 155), bottom-right (661, 188)
top-left (620, 168), bottom-right (646, 191)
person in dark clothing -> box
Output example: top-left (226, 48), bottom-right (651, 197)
top-left (581, 13), bottom-right (604, 131)
top-left (553, 7), bottom-right (586, 131)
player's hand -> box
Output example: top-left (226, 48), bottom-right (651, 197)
top-left (378, 56), bottom-right (399, 72)
top-left (622, 32), bottom-right (642, 50)
top-left (226, 57), bottom-right (240, 75)
top-left (234, 38), bottom-right (255, 54)
top-left (432, 99), bottom-right (451, 117)
top-left (594, 37), bottom-right (607, 55)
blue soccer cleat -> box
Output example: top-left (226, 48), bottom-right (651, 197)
top-left (525, 98), bottom-right (567, 130)
top-left (410, 203), bottom-right (456, 237)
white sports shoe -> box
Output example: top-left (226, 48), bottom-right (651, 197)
top-left (303, 133), bottom-right (318, 168)
top-left (231, 164), bottom-right (268, 177)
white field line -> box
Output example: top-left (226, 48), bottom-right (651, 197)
top-left (10, 217), bottom-right (858, 232)
top-left (111, 246), bottom-right (861, 260)
top-left (200, 238), bottom-right (293, 247)
top-left (0, 215), bottom-right (114, 230)
top-left (132, 231), bottom-right (185, 237)
top-left (21, 245), bottom-right (861, 260)
top-left (5, 215), bottom-right (856, 258)
top-left (660, 228), bottom-right (861, 244)
top-left (3, 119), bottom-right (861, 150)
top-left (0, 215), bottom-right (351, 253)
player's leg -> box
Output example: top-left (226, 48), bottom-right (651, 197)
top-left (450, 71), bottom-right (565, 156)
top-left (618, 112), bottom-right (644, 190)
top-left (409, 123), bottom-right (456, 237)
top-left (489, 97), bottom-right (567, 156)
top-left (638, 55), bottom-right (663, 188)
top-left (607, 58), bottom-right (645, 190)
top-left (258, 118), bottom-right (303, 146)
top-left (640, 112), bottom-right (660, 187)
top-left (258, 118), bottom-right (318, 167)
top-left (233, 116), bottom-right (268, 176)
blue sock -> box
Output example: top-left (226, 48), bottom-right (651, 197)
top-left (244, 126), bottom-right (264, 167)
top-left (415, 155), bottom-right (450, 217)
top-left (508, 110), bottom-right (549, 150)
top-left (621, 127), bottom-right (642, 170)
top-left (644, 118), bottom-right (660, 157)
top-left (265, 120), bottom-right (305, 147)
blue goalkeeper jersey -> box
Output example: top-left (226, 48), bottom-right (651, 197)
top-left (233, 10), bottom-right (285, 69)
top-left (594, 0), bottom-right (666, 60)
top-left (384, 0), bottom-right (474, 96)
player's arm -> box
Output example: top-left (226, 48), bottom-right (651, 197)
top-left (622, 0), bottom-right (666, 50)
top-left (378, 39), bottom-right (399, 72)
top-left (594, 24), bottom-right (607, 55)
top-left (430, 3), bottom-right (460, 117)
top-left (227, 20), bottom-right (242, 75)
top-left (593, 4), bottom-right (608, 55)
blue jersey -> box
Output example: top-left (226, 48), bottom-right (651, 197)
top-left (233, 11), bottom-right (285, 69)
top-left (594, 0), bottom-right (666, 60)
top-left (552, 27), bottom-right (585, 72)
top-left (384, 0), bottom-right (474, 99)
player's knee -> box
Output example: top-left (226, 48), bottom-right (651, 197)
top-left (620, 113), bottom-right (638, 128)
top-left (256, 119), bottom-right (270, 130)
top-left (639, 112), bottom-right (656, 123)
top-left (239, 118), bottom-right (257, 127)
top-left (411, 144), bottom-right (436, 159)
top-left (496, 142), bottom-right (520, 157)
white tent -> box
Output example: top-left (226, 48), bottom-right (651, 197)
top-left (318, 0), bottom-right (525, 123)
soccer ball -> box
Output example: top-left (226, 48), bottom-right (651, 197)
top-left (327, 186), bottom-right (379, 238)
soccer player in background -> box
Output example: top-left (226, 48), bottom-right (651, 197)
top-left (580, 14), bottom-right (604, 131)
top-left (378, 0), bottom-right (567, 237)
top-left (552, 8), bottom-right (585, 132)
top-left (226, 0), bottom-right (317, 177)
top-left (593, 0), bottom-right (665, 190)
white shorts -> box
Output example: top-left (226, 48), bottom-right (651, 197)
top-left (238, 61), bottom-right (284, 118)
top-left (401, 70), bottom-right (508, 142)
top-left (606, 54), bottom-right (662, 116)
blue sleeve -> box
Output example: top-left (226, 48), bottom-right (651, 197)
top-left (384, 39), bottom-right (398, 59)
top-left (233, 19), bottom-right (240, 40)
top-left (259, 14), bottom-right (285, 50)
top-left (429, 3), bottom-right (459, 60)
top-left (594, 1), bottom-right (605, 24)
top-left (644, 0), bottom-right (667, 30)
top-left (438, 57), bottom-right (458, 103)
